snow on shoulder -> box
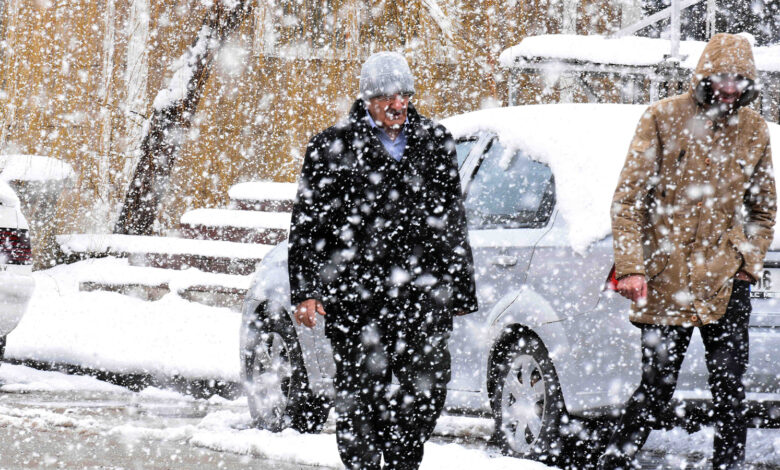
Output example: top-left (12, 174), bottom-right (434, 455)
top-left (442, 104), bottom-right (644, 252)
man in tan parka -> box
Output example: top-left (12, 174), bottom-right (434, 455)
top-left (600, 34), bottom-right (776, 470)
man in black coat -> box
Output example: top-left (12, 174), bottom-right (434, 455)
top-left (288, 51), bottom-right (478, 470)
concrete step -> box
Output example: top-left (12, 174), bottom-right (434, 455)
top-left (80, 280), bottom-right (170, 301)
top-left (81, 281), bottom-right (247, 310)
top-left (179, 208), bottom-right (290, 245)
top-left (75, 257), bottom-right (251, 310)
top-left (131, 252), bottom-right (262, 276)
top-left (228, 181), bottom-right (296, 212)
top-left (57, 233), bottom-right (273, 275)
top-left (178, 284), bottom-right (247, 310)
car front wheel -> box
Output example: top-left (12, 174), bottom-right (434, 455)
top-left (244, 307), bottom-right (329, 433)
top-left (489, 330), bottom-right (565, 463)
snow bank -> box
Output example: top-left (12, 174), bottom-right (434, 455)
top-left (0, 363), bottom-right (128, 394)
top-left (442, 104), bottom-right (780, 252)
top-left (0, 154), bottom-right (75, 183)
top-left (176, 409), bottom-right (553, 470)
top-left (499, 34), bottom-right (780, 72)
top-left (6, 259), bottom-right (242, 381)
top-left (228, 181), bottom-right (297, 202)
top-left (0, 402), bottom-right (101, 430)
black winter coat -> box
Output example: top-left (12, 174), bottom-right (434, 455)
top-left (288, 100), bottom-right (478, 337)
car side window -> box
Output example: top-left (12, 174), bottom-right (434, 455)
top-left (464, 140), bottom-right (555, 229)
top-left (455, 138), bottom-right (477, 168)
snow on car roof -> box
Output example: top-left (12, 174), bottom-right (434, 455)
top-left (441, 103), bottom-right (780, 252)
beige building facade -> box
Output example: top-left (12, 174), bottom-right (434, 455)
top-left (0, 0), bottom-right (635, 237)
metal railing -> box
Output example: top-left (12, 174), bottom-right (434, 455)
top-left (503, 0), bottom-right (780, 122)
top-left (611, 0), bottom-right (708, 61)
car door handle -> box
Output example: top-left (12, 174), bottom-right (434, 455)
top-left (490, 255), bottom-right (518, 267)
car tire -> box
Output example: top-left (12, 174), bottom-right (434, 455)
top-left (489, 329), bottom-right (566, 463)
top-left (244, 306), bottom-right (330, 433)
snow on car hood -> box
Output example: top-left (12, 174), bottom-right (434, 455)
top-left (442, 103), bottom-right (780, 253)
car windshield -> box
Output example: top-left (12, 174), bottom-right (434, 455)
top-left (464, 139), bottom-right (555, 229)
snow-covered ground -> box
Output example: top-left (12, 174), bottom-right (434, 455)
top-left (0, 363), bottom-right (551, 469)
top-left (6, 258), bottom-right (243, 380)
top-left (4, 259), bottom-right (780, 468)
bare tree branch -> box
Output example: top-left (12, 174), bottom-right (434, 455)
top-left (114, 0), bottom-right (253, 235)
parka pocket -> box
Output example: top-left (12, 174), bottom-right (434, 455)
top-left (644, 251), bottom-right (669, 280)
top-left (693, 230), bottom-right (744, 301)
top-left (725, 229), bottom-right (746, 274)
top-left (642, 227), bottom-right (671, 280)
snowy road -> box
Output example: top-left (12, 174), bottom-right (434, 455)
top-left (0, 364), bottom-right (551, 470)
top-left (0, 365), bottom-right (306, 469)
top-left (0, 364), bottom-right (778, 470)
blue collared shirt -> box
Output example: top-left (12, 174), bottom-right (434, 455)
top-left (366, 113), bottom-right (407, 162)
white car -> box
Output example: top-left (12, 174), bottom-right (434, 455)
top-left (240, 104), bottom-right (780, 463)
top-left (0, 180), bottom-right (34, 360)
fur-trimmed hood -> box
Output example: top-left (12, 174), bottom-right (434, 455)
top-left (691, 33), bottom-right (759, 109)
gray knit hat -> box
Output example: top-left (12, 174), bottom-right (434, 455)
top-left (359, 52), bottom-right (415, 100)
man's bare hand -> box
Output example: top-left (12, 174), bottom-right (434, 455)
top-left (295, 299), bottom-right (326, 328)
top-left (617, 274), bottom-right (647, 304)
top-left (735, 270), bottom-right (753, 282)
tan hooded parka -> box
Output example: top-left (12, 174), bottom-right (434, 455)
top-left (612, 33), bottom-right (776, 326)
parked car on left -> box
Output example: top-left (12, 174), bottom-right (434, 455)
top-left (0, 179), bottom-right (34, 361)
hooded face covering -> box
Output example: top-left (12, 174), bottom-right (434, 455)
top-left (691, 33), bottom-right (760, 118)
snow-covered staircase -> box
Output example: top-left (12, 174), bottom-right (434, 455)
top-left (57, 234), bottom-right (275, 275)
top-left (179, 183), bottom-right (295, 245)
top-left (77, 257), bottom-right (253, 309)
top-left (228, 181), bottom-right (296, 212)
top-left (57, 181), bottom-right (297, 310)
top-left (179, 209), bottom-right (291, 245)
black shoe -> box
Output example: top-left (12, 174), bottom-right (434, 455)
top-left (597, 453), bottom-right (638, 470)
top-left (713, 462), bottom-right (749, 470)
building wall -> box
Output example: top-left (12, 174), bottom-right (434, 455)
top-left (0, 0), bottom-right (629, 236)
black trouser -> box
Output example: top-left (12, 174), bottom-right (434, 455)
top-left (329, 316), bottom-right (451, 470)
top-left (605, 280), bottom-right (751, 470)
